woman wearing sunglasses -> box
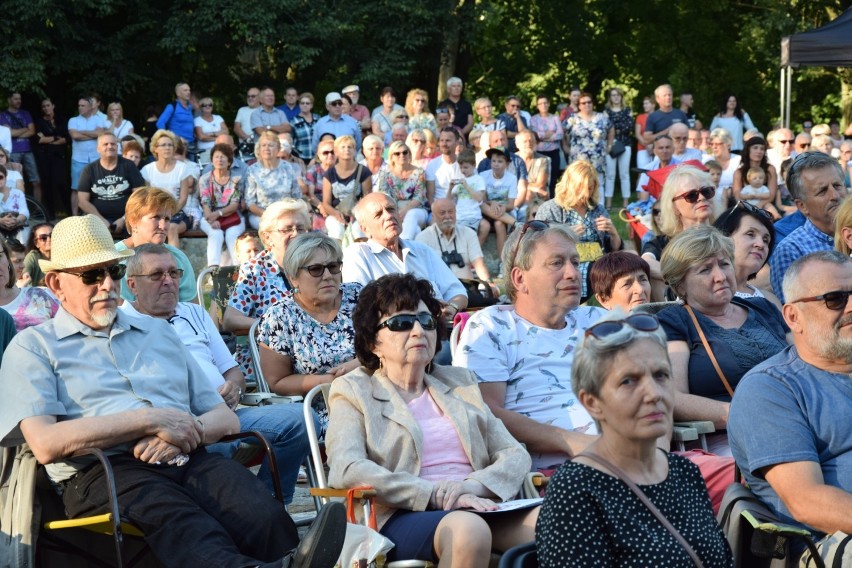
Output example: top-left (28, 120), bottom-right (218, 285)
top-left (537, 311), bottom-right (732, 567)
top-left (714, 201), bottom-right (781, 309)
top-left (327, 273), bottom-right (538, 566)
top-left (257, 232), bottom-right (359, 431)
top-left (0, 236), bottom-right (59, 331)
top-left (658, 225), bottom-right (788, 455)
top-left (375, 140), bottom-right (428, 240)
top-left (641, 165), bottom-right (715, 301)
top-left (23, 223), bottom-right (52, 287)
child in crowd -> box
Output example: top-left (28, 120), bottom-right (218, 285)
top-left (775, 158), bottom-right (797, 216)
top-left (740, 166), bottom-right (780, 219)
top-left (234, 230), bottom-right (263, 265)
top-left (452, 150), bottom-right (489, 244)
top-left (7, 239), bottom-right (29, 288)
top-left (704, 159), bottom-right (728, 218)
top-left (479, 146), bottom-right (518, 257)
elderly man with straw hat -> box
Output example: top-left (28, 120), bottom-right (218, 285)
top-left (0, 214), bottom-right (345, 568)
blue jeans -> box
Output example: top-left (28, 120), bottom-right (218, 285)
top-left (207, 403), bottom-right (318, 504)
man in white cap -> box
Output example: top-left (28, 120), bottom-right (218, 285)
top-left (0, 214), bottom-right (345, 568)
top-left (311, 92), bottom-right (362, 151)
top-left (341, 85), bottom-right (372, 136)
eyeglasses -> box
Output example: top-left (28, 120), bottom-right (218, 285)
top-left (300, 261), bottom-right (342, 277)
top-left (299, 101), bottom-right (312, 105)
top-left (790, 289), bottom-right (852, 311)
top-left (131, 268), bottom-right (184, 282)
top-left (796, 143), bottom-right (810, 150)
top-left (62, 263), bottom-right (127, 285)
top-left (732, 200), bottom-right (772, 220)
top-left (398, 115), bottom-right (409, 119)
top-left (156, 142), bottom-right (174, 148)
top-left (377, 312), bottom-right (437, 332)
top-left (392, 150), bottom-right (410, 156)
top-left (329, 101), bottom-right (343, 106)
top-left (585, 314), bottom-right (660, 339)
top-left (579, 100), bottom-right (593, 105)
top-left (247, 94), bottom-right (259, 98)
top-left (37, 233), bottom-right (52, 242)
top-left (777, 139), bottom-right (794, 144)
top-left (320, 150), bottom-right (334, 156)
top-left (671, 136), bottom-right (687, 141)
top-left (273, 225), bottom-right (308, 236)
top-left (200, 104), bottom-right (213, 108)
top-left (673, 186), bottom-right (715, 204)
top-left (510, 220), bottom-right (550, 268)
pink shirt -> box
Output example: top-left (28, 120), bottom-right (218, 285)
top-left (408, 390), bottom-right (474, 482)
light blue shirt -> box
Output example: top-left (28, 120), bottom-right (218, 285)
top-left (311, 115), bottom-right (362, 152)
top-left (68, 114), bottom-right (108, 163)
top-left (0, 308), bottom-right (223, 481)
top-left (116, 241), bottom-right (197, 303)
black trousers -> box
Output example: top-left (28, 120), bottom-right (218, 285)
top-left (62, 449), bottom-right (299, 568)
top-left (538, 148), bottom-right (562, 198)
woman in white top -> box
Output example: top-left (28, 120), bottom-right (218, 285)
top-left (141, 129), bottom-right (193, 247)
top-left (0, 148), bottom-right (24, 191)
top-left (708, 94), bottom-right (754, 152)
top-left (107, 102), bottom-right (134, 152)
top-left (194, 97), bottom-right (229, 162)
top-left (706, 128), bottom-right (741, 211)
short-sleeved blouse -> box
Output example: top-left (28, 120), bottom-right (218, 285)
top-left (564, 112), bottom-right (612, 175)
top-left (198, 170), bottom-right (242, 211)
top-left (305, 163), bottom-right (328, 203)
top-left (375, 167), bottom-right (427, 205)
top-left (605, 107), bottom-right (634, 146)
top-left (657, 297), bottom-right (788, 402)
top-left (245, 160), bottom-right (301, 209)
top-left (0, 189), bottom-right (29, 218)
top-left (536, 453), bottom-right (733, 568)
top-left (227, 249), bottom-right (291, 376)
top-left (0, 286), bottom-right (59, 331)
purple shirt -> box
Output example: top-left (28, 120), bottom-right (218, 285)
top-left (0, 110), bottom-right (34, 153)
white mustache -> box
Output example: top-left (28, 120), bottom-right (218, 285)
top-left (90, 292), bottom-right (119, 304)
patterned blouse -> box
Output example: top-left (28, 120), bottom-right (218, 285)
top-left (563, 112), bottom-right (612, 175)
top-left (535, 200), bottom-right (617, 298)
top-left (256, 282), bottom-right (361, 430)
top-left (0, 286), bottom-right (59, 332)
top-left (375, 167), bottom-right (427, 205)
top-left (604, 107), bottom-right (634, 146)
top-left (245, 160), bottom-right (301, 209)
top-left (530, 114), bottom-right (564, 153)
top-left (198, 171), bottom-right (242, 212)
top-left (305, 163), bottom-right (329, 204)
top-left (290, 113), bottom-right (320, 160)
top-left (227, 249), bottom-right (291, 377)
top-left (0, 189), bottom-right (29, 218)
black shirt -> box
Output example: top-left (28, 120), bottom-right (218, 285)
top-left (439, 97), bottom-right (473, 130)
top-left (77, 157), bottom-right (146, 220)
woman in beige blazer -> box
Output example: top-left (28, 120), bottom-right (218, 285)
top-left (326, 273), bottom-right (537, 567)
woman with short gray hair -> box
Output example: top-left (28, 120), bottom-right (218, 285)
top-left (657, 225), bottom-right (788, 455)
top-left (257, 232), bottom-right (361, 430)
top-left (537, 310), bottom-right (732, 567)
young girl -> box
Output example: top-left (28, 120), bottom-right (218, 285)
top-left (740, 167), bottom-right (780, 219)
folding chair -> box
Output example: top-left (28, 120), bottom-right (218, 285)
top-left (498, 541), bottom-right (537, 568)
top-left (37, 431), bottom-right (283, 568)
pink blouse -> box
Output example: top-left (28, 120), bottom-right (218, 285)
top-left (408, 390), bottom-right (474, 482)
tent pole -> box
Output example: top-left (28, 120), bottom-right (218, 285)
top-left (780, 67), bottom-right (785, 128)
top-left (786, 68), bottom-right (793, 129)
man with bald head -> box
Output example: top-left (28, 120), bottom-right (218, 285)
top-left (768, 127), bottom-right (795, 173)
top-left (643, 84), bottom-right (688, 145)
top-left (343, 192), bottom-right (468, 320)
top-left (670, 123), bottom-right (703, 162)
top-left (415, 198), bottom-right (492, 282)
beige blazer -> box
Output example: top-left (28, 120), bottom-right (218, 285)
top-left (326, 364), bottom-right (531, 529)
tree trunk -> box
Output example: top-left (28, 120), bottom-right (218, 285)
top-left (437, 10), bottom-right (461, 102)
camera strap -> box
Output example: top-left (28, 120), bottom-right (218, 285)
top-left (434, 224), bottom-right (458, 254)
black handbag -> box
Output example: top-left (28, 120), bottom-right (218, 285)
top-left (609, 140), bottom-right (626, 158)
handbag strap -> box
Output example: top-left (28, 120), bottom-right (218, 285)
top-left (346, 486), bottom-right (378, 530)
top-left (578, 452), bottom-right (705, 568)
top-left (684, 304), bottom-right (734, 397)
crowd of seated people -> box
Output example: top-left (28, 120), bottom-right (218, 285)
top-left (1, 78), bottom-right (851, 568)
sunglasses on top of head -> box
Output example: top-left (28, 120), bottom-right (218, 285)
top-left (673, 186), bottom-right (715, 204)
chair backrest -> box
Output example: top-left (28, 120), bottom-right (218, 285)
top-left (498, 541), bottom-right (538, 568)
top-left (249, 320), bottom-right (271, 393)
top-left (304, 384), bottom-right (332, 492)
top-left (196, 265), bottom-right (240, 328)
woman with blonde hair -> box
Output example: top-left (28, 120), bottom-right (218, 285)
top-left (245, 130), bottom-right (301, 230)
top-left (140, 129), bottom-right (194, 246)
top-left (107, 102), bottom-right (134, 146)
top-left (322, 135), bottom-right (372, 240)
top-left (833, 194), bottom-right (852, 256)
top-left (193, 97), bottom-right (229, 161)
top-left (375, 140), bottom-right (428, 239)
top-left (472, 97), bottom-right (505, 132)
top-left (535, 160), bottom-right (622, 300)
top-left (405, 89), bottom-right (437, 136)
top-left (405, 129), bottom-right (431, 168)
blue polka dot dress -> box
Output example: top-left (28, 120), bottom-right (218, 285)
top-left (536, 453), bottom-right (733, 567)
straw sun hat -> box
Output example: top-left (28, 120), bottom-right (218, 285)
top-left (38, 215), bottom-right (134, 273)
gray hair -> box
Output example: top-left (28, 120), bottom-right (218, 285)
top-left (126, 243), bottom-right (171, 276)
top-left (282, 232), bottom-right (342, 281)
top-left (446, 77), bottom-right (463, 88)
top-left (781, 250), bottom-right (850, 304)
top-left (786, 151), bottom-right (845, 201)
top-left (501, 223), bottom-right (576, 302)
top-left (258, 199), bottom-right (310, 246)
top-left (660, 225), bottom-right (734, 300)
top-left (709, 128), bottom-right (732, 149)
top-left (571, 309), bottom-right (669, 430)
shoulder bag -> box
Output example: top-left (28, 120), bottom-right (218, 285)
top-left (684, 304), bottom-right (735, 397)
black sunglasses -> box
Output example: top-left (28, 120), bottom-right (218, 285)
top-left (511, 220), bottom-right (550, 268)
top-left (62, 263), bottom-right (126, 285)
top-left (585, 314), bottom-right (660, 339)
top-left (37, 233), bottom-right (52, 241)
top-left (377, 312), bottom-right (437, 332)
top-left (673, 186), bottom-right (715, 204)
top-left (329, 101), bottom-right (343, 106)
top-left (392, 150), bottom-right (410, 156)
top-left (301, 261), bottom-right (342, 277)
top-left (732, 200), bottom-right (772, 220)
top-left (790, 289), bottom-right (852, 311)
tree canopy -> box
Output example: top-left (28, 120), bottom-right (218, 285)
top-left (1, 0), bottom-right (849, 130)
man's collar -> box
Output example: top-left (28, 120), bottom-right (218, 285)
top-left (803, 218), bottom-right (835, 240)
top-left (367, 238), bottom-right (409, 253)
top-left (53, 306), bottom-right (139, 340)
